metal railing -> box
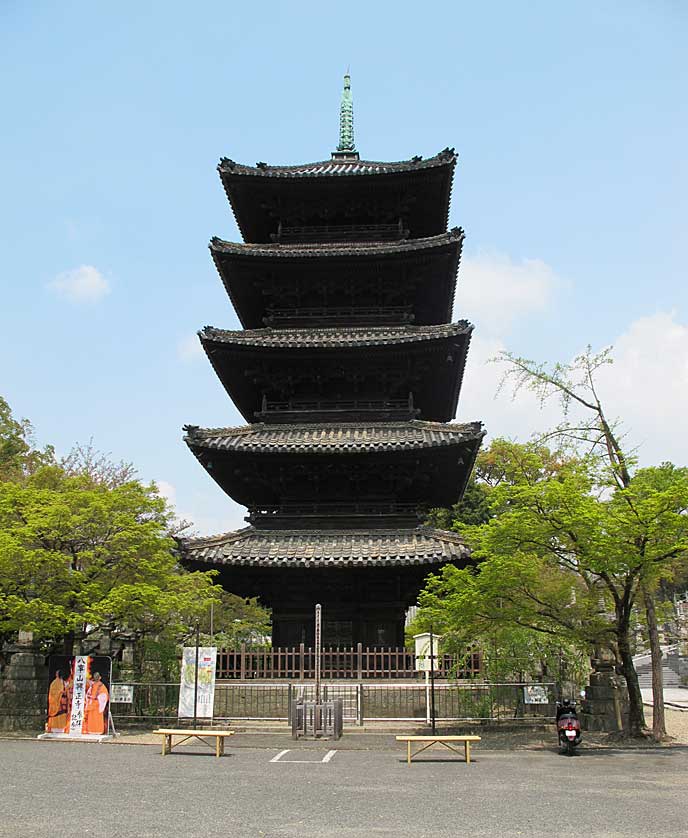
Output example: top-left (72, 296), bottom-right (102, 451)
top-left (360, 683), bottom-right (556, 722)
top-left (109, 681), bottom-right (557, 725)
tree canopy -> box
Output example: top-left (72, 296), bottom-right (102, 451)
top-left (0, 398), bottom-right (237, 661)
top-left (0, 465), bottom-right (219, 649)
top-left (418, 440), bottom-right (688, 736)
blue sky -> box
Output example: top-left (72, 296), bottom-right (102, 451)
top-left (2, 1), bottom-right (687, 533)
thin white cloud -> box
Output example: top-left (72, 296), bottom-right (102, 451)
top-left (460, 311), bottom-right (688, 469)
top-left (457, 252), bottom-right (561, 337)
top-left (594, 312), bottom-right (688, 466)
top-left (156, 480), bottom-right (177, 506)
top-left (177, 333), bottom-right (204, 362)
top-left (48, 265), bottom-right (110, 303)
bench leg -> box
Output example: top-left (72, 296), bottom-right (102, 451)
top-left (465, 741), bottom-right (470, 764)
top-left (216, 737), bottom-right (221, 758)
top-left (162, 734), bottom-right (171, 756)
top-left (407, 741), bottom-right (411, 766)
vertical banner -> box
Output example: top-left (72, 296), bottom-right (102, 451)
top-left (44, 656), bottom-right (112, 738)
top-left (68, 656), bottom-right (89, 734)
top-left (178, 647), bottom-right (217, 719)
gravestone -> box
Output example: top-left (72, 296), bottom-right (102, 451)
top-left (580, 656), bottom-right (628, 733)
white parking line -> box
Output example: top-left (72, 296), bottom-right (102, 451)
top-left (269, 749), bottom-right (338, 764)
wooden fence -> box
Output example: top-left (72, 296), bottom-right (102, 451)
top-left (216, 645), bottom-right (481, 680)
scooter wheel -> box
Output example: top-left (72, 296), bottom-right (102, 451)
top-left (566, 740), bottom-right (575, 756)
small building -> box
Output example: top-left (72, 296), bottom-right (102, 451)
top-left (180, 75), bottom-right (484, 650)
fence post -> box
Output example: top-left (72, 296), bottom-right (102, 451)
top-left (299, 643), bottom-right (305, 681)
top-left (240, 643), bottom-right (246, 681)
top-left (357, 683), bottom-right (364, 726)
top-left (357, 643), bottom-right (363, 680)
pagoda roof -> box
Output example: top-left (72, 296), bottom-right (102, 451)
top-left (201, 322), bottom-right (470, 349)
top-left (183, 420), bottom-right (483, 510)
top-left (183, 420), bottom-right (483, 455)
top-left (218, 149), bottom-right (456, 180)
top-left (200, 323), bottom-right (472, 423)
top-left (210, 229), bottom-right (463, 328)
top-left (218, 149), bottom-right (457, 243)
top-left (179, 525), bottom-right (469, 568)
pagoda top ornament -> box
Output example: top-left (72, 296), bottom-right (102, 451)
top-left (334, 72), bottom-right (358, 159)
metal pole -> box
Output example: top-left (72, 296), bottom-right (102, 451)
top-left (425, 670), bottom-right (430, 725)
top-left (193, 623), bottom-right (200, 730)
top-left (429, 625), bottom-right (436, 734)
top-left (315, 604), bottom-right (322, 704)
top-left (210, 602), bottom-right (214, 643)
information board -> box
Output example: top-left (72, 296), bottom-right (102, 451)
top-left (178, 647), bottom-right (217, 719)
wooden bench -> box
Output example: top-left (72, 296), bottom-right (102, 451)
top-left (153, 728), bottom-right (234, 758)
top-left (395, 735), bottom-right (481, 766)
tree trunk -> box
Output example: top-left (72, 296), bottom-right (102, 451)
top-left (617, 623), bottom-right (646, 737)
top-left (62, 631), bottom-right (74, 657)
top-left (642, 585), bottom-right (666, 740)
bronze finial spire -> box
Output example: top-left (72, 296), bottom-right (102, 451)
top-left (333, 72), bottom-right (358, 159)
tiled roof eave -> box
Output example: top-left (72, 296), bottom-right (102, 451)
top-left (209, 229), bottom-right (465, 260)
top-left (217, 150), bottom-right (457, 179)
top-left (178, 526), bottom-right (471, 569)
top-left (200, 322), bottom-right (473, 350)
top-left (183, 420), bottom-right (485, 455)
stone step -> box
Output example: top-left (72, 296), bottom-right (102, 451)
top-left (637, 663), bottom-right (681, 688)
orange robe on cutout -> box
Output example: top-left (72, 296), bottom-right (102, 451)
top-left (47, 676), bottom-right (68, 732)
top-left (83, 680), bottom-right (109, 734)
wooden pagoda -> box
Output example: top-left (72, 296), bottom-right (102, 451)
top-left (180, 74), bottom-right (484, 649)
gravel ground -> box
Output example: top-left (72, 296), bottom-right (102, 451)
top-left (645, 706), bottom-right (688, 743)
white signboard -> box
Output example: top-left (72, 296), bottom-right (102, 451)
top-left (523, 685), bottom-right (549, 705)
top-left (111, 684), bottom-right (134, 704)
top-left (414, 633), bottom-right (441, 672)
top-left (178, 647), bottom-right (217, 719)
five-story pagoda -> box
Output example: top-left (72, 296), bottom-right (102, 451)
top-left (180, 75), bottom-right (485, 649)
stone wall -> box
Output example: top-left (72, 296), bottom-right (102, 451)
top-left (0, 633), bottom-right (48, 732)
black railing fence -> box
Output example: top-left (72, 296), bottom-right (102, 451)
top-left (110, 682), bottom-right (556, 725)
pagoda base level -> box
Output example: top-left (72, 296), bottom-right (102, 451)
top-left (180, 525), bottom-right (472, 650)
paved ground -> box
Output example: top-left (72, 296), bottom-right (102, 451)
top-left (1, 738), bottom-right (687, 838)
top-left (642, 687), bottom-right (688, 710)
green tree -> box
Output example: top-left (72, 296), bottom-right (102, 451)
top-left (0, 397), bottom-right (53, 482)
top-left (426, 476), bottom-right (492, 531)
top-left (0, 465), bottom-right (219, 654)
top-left (196, 590), bottom-right (271, 648)
top-left (497, 346), bottom-right (685, 738)
top-left (418, 441), bottom-right (688, 738)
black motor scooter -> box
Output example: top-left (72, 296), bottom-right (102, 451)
top-left (556, 699), bottom-right (582, 755)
